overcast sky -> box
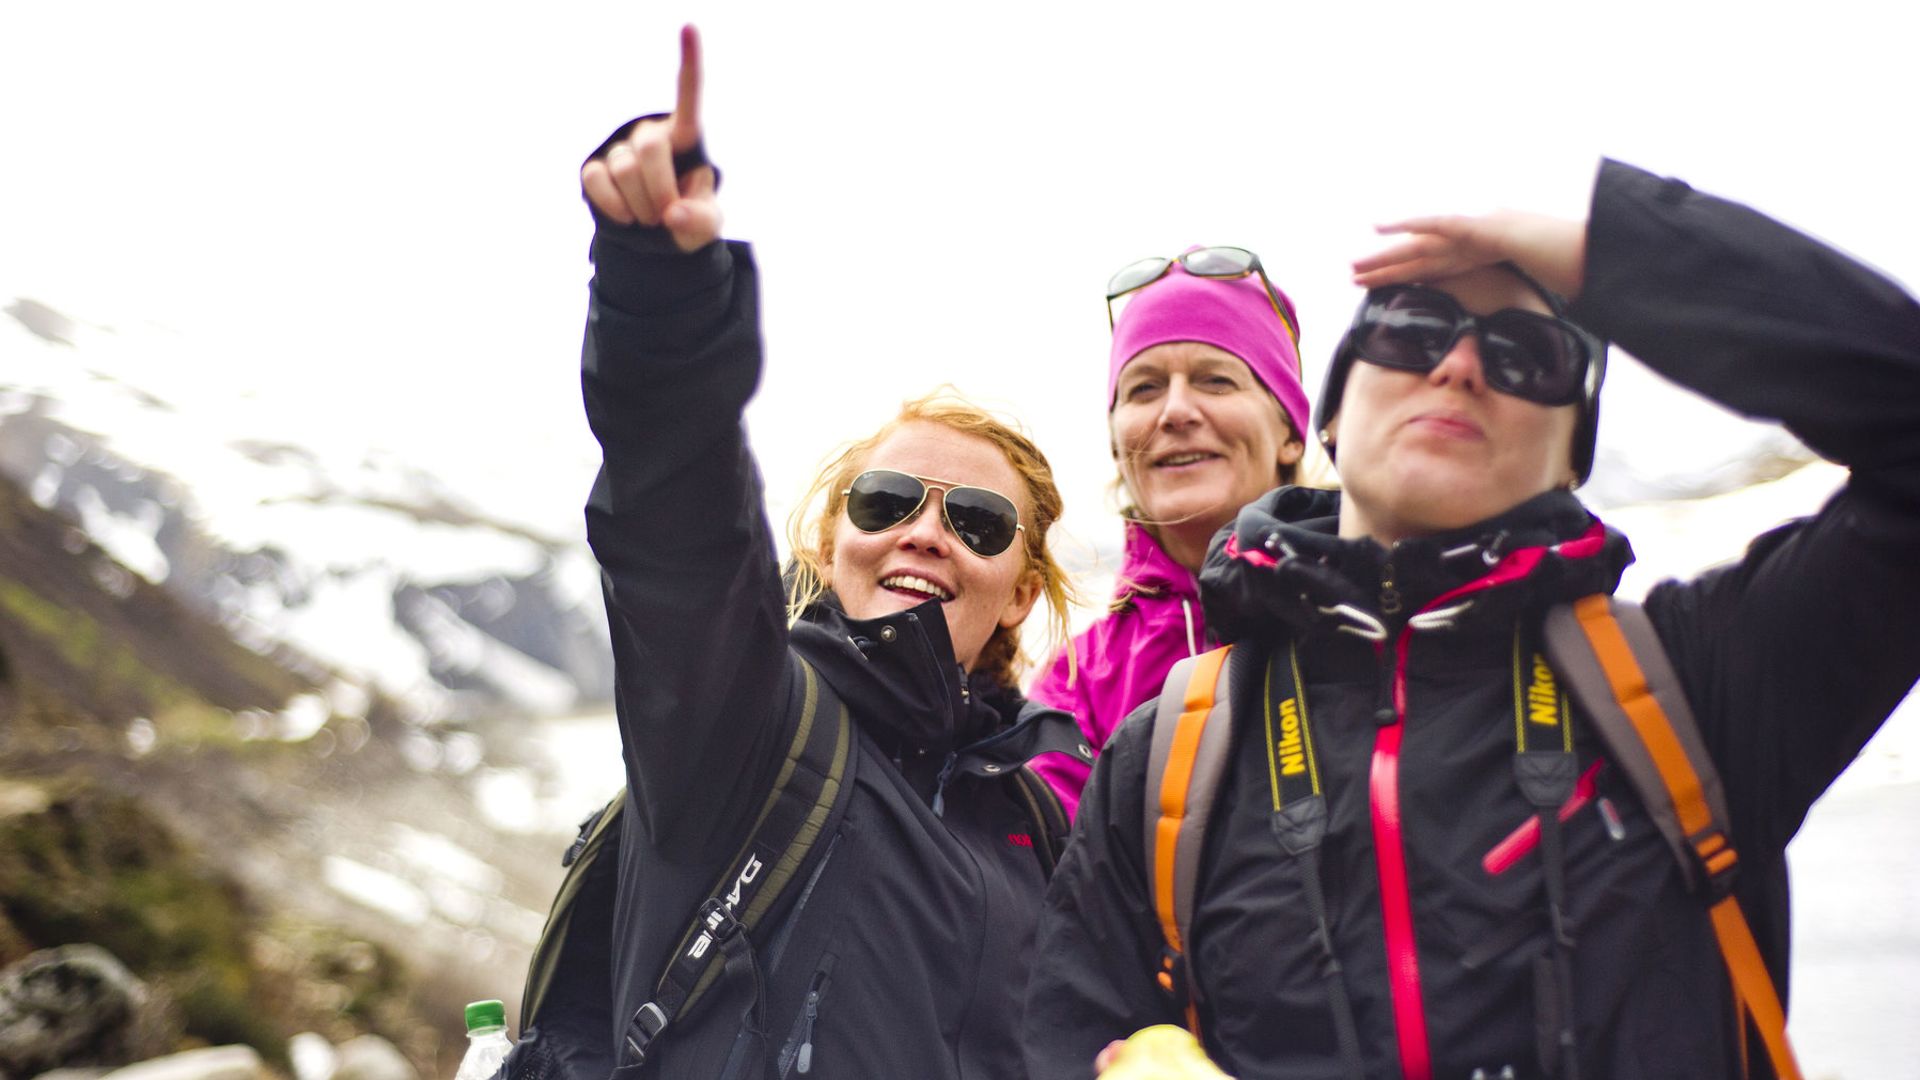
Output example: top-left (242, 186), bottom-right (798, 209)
top-left (5, 1), bottom-right (1917, 555)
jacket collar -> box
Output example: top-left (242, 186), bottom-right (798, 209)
top-left (789, 594), bottom-right (1077, 767)
top-left (1112, 520), bottom-right (1201, 603)
top-left (1200, 486), bottom-right (1634, 644)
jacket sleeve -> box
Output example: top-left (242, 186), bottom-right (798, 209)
top-left (581, 213), bottom-right (794, 860)
top-left (1569, 159), bottom-right (1920, 857)
top-left (1022, 702), bottom-right (1186, 1079)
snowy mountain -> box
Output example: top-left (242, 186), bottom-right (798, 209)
top-left (1, 296), bottom-right (613, 724)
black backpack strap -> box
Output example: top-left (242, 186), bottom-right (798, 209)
top-left (622, 655), bottom-right (854, 1067)
top-left (1512, 623), bottom-right (1581, 1080)
top-left (1010, 765), bottom-right (1071, 875)
top-left (1544, 594), bottom-right (1803, 1080)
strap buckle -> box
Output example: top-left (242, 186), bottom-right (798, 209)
top-left (623, 1001), bottom-right (670, 1064)
top-left (1155, 946), bottom-right (1191, 1007)
top-left (695, 897), bottom-right (744, 943)
top-left (1689, 826), bottom-right (1740, 900)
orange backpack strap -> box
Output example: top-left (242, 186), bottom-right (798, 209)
top-left (1544, 594), bottom-right (1803, 1080)
top-left (1141, 645), bottom-right (1235, 1031)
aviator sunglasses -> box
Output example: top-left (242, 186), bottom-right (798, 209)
top-left (842, 469), bottom-right (1024, 558)
top-left (1348, 284), bottom-right (1594, 406)
top-left (1106, 246), bottom-right (1302, 351)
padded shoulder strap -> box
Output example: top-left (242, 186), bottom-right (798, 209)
top-left (622, 654), bottom-right (855, 1065)
top-left (1545, 594), bottom-right (1803, 1080)
top-left (1543, 595), bottom-right (1732, 892)
top-left (1142, 646), bottom-right (1235, 988)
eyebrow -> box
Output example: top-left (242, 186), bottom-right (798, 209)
top-left (1118, 352), bottom-right (1251, 383)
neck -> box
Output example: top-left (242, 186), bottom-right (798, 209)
top-left (1149, 522), bottom-right (1212, 574)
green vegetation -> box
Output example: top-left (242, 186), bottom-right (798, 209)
top-left (0, 776), bottom-right (285, 1061)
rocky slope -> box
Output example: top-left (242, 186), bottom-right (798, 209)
top-left (0, 467), bottom-right (573, 1078)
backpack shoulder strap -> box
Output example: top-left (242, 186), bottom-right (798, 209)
top-left (1544, 595), bottom-right (1732, 891)
top-left (1141, 644), bottom-right (1235, 1025)
top-left (622, 654), bottom-right (856, 1067)
top-left (1544, 594), bottom-right (1803, 1080)
top-left (1011, 765), bottom-right (1071, 876)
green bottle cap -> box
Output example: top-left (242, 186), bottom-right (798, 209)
top-left (464, 999), bottom-right (506, 1032)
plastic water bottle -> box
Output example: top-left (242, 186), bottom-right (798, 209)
top-left (454, 999), bottom-right (513, 1080)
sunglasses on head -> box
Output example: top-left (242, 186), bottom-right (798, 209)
top-left (1348, 284), bottom-right (1593, 406)
top-left (842, 469), bottom-right (1024, 559)
top-left (1106, 246), bottom-right (1302, 350)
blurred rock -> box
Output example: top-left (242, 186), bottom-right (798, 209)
top-left (287, 1033), bottom-right (337, 1080)
top-left (97, 1046), bottom-right (263, 1080)
top-left (329, 1036), bottom-right (418, 1080)
top-left (0, 945), bottom-right (171, 1076)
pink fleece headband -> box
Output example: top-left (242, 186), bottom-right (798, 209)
top-left (1108, 263), bottom-right (1310, 444)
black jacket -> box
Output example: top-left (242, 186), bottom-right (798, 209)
top-left (1022, 160), bottom-right (1920, 1080)
top-left (582, 223), bottom-right (1081, 1079)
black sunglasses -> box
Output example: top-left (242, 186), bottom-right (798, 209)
top-left (1106, 246), bottom-right (1301, 351)
top-left (843, 469), bottom-right (1024, 558)
top-left (1348, 284), bottom-right (1593, 406)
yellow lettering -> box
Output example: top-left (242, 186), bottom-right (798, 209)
top-left (1276, 699), bottom-right (1306, 776)
top-left (1528, 656), bottom-right (1559, 726)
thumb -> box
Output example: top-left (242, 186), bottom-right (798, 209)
top-left (663, 167), bottom-right (722, 252)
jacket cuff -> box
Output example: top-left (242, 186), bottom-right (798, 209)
top-left (1567, 158), bottom-right (1692, 334)
top-left (589, 222), bottom-right (733, 317)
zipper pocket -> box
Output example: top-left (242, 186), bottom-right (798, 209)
top-left (776, 953), bottom-right (837, 1077)
top-left (1481, 759), bottom-right (1609, 875)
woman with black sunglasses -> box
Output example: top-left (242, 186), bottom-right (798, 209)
top-left (571, 27), bottom-right (1087, 1080)
top-left (1024, 161), bottom-right (1920, 1079)
top-left (1027, 247), bottom-right (1313, 821)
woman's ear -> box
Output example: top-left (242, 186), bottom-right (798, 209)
top-left (998, 569), bottom-right (1043, 630)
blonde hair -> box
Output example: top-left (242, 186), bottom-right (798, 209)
top-left (786, 390), bottom-right (1076, 690)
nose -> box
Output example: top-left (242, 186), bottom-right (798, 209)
top-left (1158, 375), bottom-right (1204, 430)
top-left (1428, 331), bottom-right (1487, 394)
top-left (895, 490), bottom-right (954, 555)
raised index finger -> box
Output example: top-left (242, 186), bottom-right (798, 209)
top-left (670, 23), bottom-right (703, 152)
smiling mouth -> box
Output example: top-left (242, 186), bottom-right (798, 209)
top-left (1153, 451), bottom-right (1221, 468)
top-left (880, 574), bottom-right (953, 602)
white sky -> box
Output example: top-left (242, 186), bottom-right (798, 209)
top-left (4, 1), bottom-right (1918, 558)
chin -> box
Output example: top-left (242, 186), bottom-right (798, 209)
top-left (1143, 491), bottom-right (1230, 529)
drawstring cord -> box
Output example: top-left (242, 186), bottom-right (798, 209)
top-left (1317, 604), bottom-right (1388, 643)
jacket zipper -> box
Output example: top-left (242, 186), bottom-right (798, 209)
top-left (777, 954), bottom-right (836, 1077)
top-left (1371, 627), bottom-right (1432, 1080)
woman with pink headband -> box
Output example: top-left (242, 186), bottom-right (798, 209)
top-left (1029, 250), bottom-right (1311, 817)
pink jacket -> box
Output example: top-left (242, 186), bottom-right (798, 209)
top-left (1028, 521), bottom-right (1206, 820)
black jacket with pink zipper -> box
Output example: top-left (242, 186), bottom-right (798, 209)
top-left (1020, 159), bottom-right (1920, 1080)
